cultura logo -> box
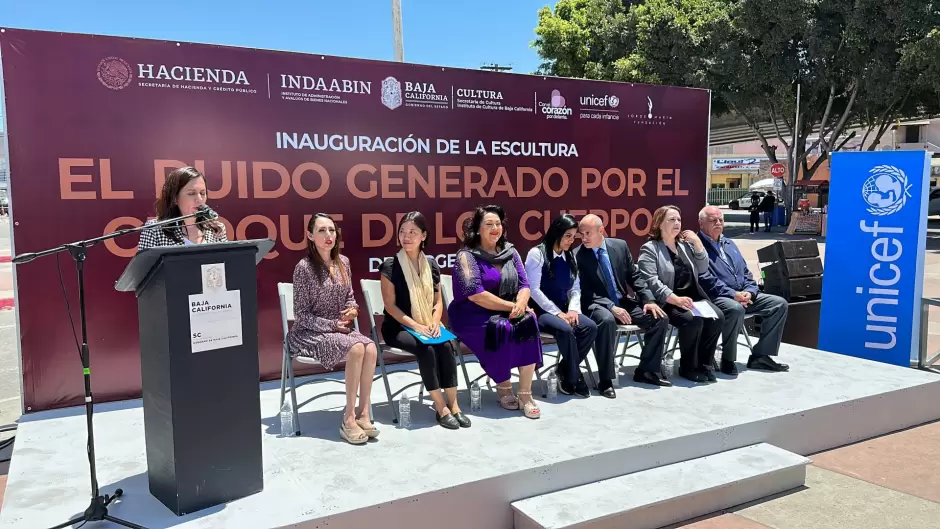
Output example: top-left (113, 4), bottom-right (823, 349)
top-left (97, 57), bottom-right (133, 90)
top-left (862, 165), bottom-right (912, 216)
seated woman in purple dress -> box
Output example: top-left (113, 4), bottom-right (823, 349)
top-left (448, 205), bottom-right (544, 419)
top-left (289, 214), bottom-right (380, 445)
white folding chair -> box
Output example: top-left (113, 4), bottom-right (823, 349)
top-left (616, 324), bottom-right (646, 367)
top-left (278, 282), bottom-right (354, 436)
top-left (439, 274), bottom-right (479, 393)
top-left (359, 279), bottom-right (427, 424)
top-left (664, 312), bottom-right (757, 367)
top-left (535, 330), bottom-right (601, 396)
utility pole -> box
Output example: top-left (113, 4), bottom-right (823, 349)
top-left (481, 64), bottom-right (513, 72)
top-left (392, 0), bottom-right (404, 62)
top-left (789, 83), bottom-right (801, 222)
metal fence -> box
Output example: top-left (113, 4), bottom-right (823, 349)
top-left (707, 188), bottom-right (749, 206)
top-left (918, 297), bottom-right (940, 369)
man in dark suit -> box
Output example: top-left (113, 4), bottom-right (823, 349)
top-left (576, 214), bottom-right (670, 395)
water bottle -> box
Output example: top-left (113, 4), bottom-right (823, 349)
top-left (546, 371), bottom-right (558, 400)
top-left (278, 399), bottom-right (294, 438)
top-left (663, 354), bottom-right (675, 379)
top-left (470, 381), bottom-right (482, 411)
top-left (398, 391), bottom-right (411, 429)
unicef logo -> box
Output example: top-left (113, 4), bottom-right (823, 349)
top-left (96, 57), bottom-right (133, 90)
top-left (608, 95), bottom-right (619, 108)
top-left (862, 165), bottom-right (912, 216)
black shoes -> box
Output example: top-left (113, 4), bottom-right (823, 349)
top-left (720, 360), bottom-right (739, 376)
top-left (697, 366), bottom-right (717, 383)
top-left (634, 370), bottom-right (672, 387)
top-left (436, 412), bottom-right (460, 430)
top-left (452, 411), bottom-right (472, 428)
top-left (678, 367), bottom-right (709, 383)
top-left (747, 355), bottom-right (789, 372)
top-left (558, 380), bottom-right (576, 396)
top-left (574, 377), bottom-right (591, 398)
top-left (597, 380), bottom-right (617, 399)
top-left (557, 372), bottom-right (591, 398)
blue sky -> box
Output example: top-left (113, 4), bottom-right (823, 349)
top-left (1, 0), bottom-right (555, 131)
top-left (0, 0), bottom-right (551, 70)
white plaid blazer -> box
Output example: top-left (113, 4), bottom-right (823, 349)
top-left (137, 219), bottom-right (228, 251)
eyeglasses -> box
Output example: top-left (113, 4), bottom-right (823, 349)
top-left (482, 222), bottom-right (503, 230)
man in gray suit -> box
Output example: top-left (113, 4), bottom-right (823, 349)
top-left (697, 206), bottom-right (789, 374)
top-left (576, 215), bottom-right (670, 394)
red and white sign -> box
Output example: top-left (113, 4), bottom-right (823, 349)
top-left (770, 163), bottom-right (786, 178)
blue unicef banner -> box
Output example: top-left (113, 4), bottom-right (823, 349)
top-left (819, 151), bottom-right (931, 366)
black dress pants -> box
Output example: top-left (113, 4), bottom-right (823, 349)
top-left (749, 211), bottom-right (760, 232)
top-left (537, 312), bottom-right (597, 383)
top-left (664, 300), bottom-right (724, 371)
top-left (383, 328), bottom-right (458, 391)
top-left (588, 302), bottom-right (670, 380)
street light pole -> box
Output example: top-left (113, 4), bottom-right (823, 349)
top-left (392, 0), bottom-right (404, 62)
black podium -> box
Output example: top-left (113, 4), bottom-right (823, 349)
top-left (116, 239), bottom-right (274, 516)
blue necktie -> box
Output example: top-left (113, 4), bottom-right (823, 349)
top-left (597, 247), bottom-right (619, 302)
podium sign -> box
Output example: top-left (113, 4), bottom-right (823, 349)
top-left (189, 263), bottom-right (243, 352)
top-left (819, 152), bottom-right (930, 366)
top-left (117, 239), bottom-right (273, 515)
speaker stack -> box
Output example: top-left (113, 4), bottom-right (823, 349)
top-left (756, 240), bottom-right (823, 301)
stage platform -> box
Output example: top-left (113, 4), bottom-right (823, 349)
top-left (2, 342), bottom-right (940, 529)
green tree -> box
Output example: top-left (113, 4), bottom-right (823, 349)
top-left (533, 0), bottom-right (940, 180)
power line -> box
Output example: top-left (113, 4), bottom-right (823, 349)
top-left (481, 63), bottom-right (513, 72)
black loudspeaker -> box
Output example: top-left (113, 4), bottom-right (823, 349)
top-left (758, 240), bottom-right (823, 301)
top-left (756, 239), bottom-right (819, 261)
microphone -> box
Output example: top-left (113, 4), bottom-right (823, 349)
top-left (195, 204), bottom-right (219, 223)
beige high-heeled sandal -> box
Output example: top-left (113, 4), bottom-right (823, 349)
top-left (516, 391), bottom-right (541, 419)
top-left (340, 421), bottom-right (369, 445)
top-left (356, 418), bottom-right (380, 439)
top-left (496, 383), bottom-right (519, 410)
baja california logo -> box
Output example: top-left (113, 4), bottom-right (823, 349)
top-left (381, 76), bottom-right (403, 110)
top-left (97, 57), bottom-right (133, 90)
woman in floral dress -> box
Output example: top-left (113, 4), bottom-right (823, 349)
top-left (289, 213), bottom-right (379, 445)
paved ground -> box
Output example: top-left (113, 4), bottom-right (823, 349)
top-left (670, 420), bottom-right (940, 529)
top-left (0, 218), bottom-right (17, 429)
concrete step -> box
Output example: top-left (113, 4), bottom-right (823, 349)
top-left (511, 443), bottom-right (808, 529)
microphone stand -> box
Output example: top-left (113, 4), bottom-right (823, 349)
top-left (14, 211), bottom-right (211, 529)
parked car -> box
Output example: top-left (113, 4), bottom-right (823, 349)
top-left (729, 191), bottom-right (766, 210)
top-left (929, 187), bottom-right (940, 217)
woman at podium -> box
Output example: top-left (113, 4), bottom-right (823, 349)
top-left (379, 212), bottom-right (469, 430)
top-left (138, 166), bottom-right (227, 250)
top-left (289, 214), bottom-right (380, 445)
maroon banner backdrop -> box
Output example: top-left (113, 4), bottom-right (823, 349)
top-left (0, 29), bottom-right (709, 413)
